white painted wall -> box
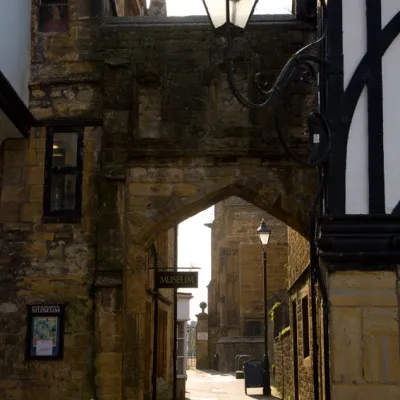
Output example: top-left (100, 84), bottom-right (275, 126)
top-left (0, 0), bottom-right (32, 104)
top-left (343, 0), bottom-right (369, 214)
top-left (177, 294), bottom-right (191, 321)
top-left (382, 2), bottom-right (400, 213)
top-left (343, 1), bottom-right (400, 214)
top-left (0, 0), bottom-right (32, 144)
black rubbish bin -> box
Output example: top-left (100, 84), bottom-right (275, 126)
top-left (243, 360), bottom-right (264, 395)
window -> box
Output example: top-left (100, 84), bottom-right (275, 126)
top-left (43, 127), bottom-right (83, 222)
top-left (39, 0), bottom-right (69, 33)
top-left (176, 321), bottom-right (186, 376)
top-left (244, 321), bottom-right (262, 337)
top-left (78, 0), bottom-right (104, 18)
top-left (301, 296), bottom-right (310, 358)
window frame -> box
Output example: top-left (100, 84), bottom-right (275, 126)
top-left (39, 0), bottom-right (69, 34)
top-left (244, 320), bottom-right (262, 337)
top-left (43, 126), bottom-right (84, 223)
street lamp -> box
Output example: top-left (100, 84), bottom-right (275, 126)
top-left (202, 0), bottom-right (259, 31)
top-left (257, 218), bottom-right (271, 396)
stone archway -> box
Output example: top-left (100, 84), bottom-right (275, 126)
top-left (121, 157), bottom-right (317, 399)
top-left (97, 14), bottom-right (318, 400)
top-left (127, 160), bottom-right (316, 247)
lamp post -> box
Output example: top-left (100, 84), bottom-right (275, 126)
top-left (257, 219), bottom-right (271, 396)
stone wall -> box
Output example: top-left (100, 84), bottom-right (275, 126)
top-left (0, 3), bottom-right (178, 400)
top-left (291, 281), bottom-right (314, 400)
top-left (0, 3), bottom-right (322, 400)
top-left (0, 127), bottom-right (101, 400)
top-left (286, 224), bottom-right (328, 400)
top-left (112, 14), bottom-right (317, 398)
top-left (274, 329), bottom-right (294, 399)
top-left (288, 227), bottom-right (309, 286)
top-left (329, 270), bottom-right (400, 399)
top-left (215, 337), bottom-right (265, 372)
top-left (207, 197), bottom-right (289, 367)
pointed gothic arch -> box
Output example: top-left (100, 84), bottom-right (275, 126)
top-left (126, 162), bottom-right (316, 247)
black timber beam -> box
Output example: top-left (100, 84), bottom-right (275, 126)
top-left (0, 70), bottom-right (36, 138)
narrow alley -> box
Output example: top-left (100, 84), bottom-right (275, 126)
top-left (185, 370), bottom-right (280, 400)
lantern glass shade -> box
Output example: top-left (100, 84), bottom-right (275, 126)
top-left (202, 0), bottom-right (259, 30)
top-left (257, 219), bottom-right (271, 246)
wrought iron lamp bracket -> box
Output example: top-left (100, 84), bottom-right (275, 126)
top-left (222, 24), bottom-right (331, 167)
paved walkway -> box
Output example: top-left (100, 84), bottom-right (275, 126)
top-left (185, 369), bottom-right (281, 400)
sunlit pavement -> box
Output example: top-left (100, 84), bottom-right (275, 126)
top-left (185, 369), bottom-right (281, 400)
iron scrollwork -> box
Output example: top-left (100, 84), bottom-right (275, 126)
top-left (222, 1), bottom-right (330, 168)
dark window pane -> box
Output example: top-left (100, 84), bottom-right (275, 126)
top-left (52, 132), bottom-right (78, 167)
top-left (39, 4), bottom-right (68, 33)
top-left (245, 321), bottom-right (261, 337)
top-left (50, 174), bottom-right (76, 211)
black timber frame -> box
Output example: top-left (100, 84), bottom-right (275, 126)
top-left (0, 70), bottom-right (36, 138)
top-left (318, 1), bottom-right (400, 263)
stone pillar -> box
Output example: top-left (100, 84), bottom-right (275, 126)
top-left (328, 269), bottom-right (400, 399)
top-left (123, 244), bottom-right (149, 400)
top-left (195, 303), bottom-right (209, 370)
top-left (95, 285), bottom-right (123, 400)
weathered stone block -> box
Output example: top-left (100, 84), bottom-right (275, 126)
top-left (19, 203), bottom-right (42, 223)
top-left (138, 85), bottom-right (162, 139)
top-left (2, 167), bottom-right (23, 185)
top-left (3, 151), bottom-right (25, 167)
top-left (329, 271), bottom-right (398, 307)
top-left (0, 203), bottom-right (19, 222)
top-left (128, 183), bottom-right (172, 197)
top-left (1, 186), bottom-right (29, 203)
top-left (24, 166), bottom-right (44, 186)
top-left (96, 353), bottom-right (123, 376)
top-left (28, 185), bottom-right (44, 203)
top-left (331, 307), bottom-right (363, 383)
top-left (332, 383), bottom-right (400, 400)
top-left (29, 137), bottom-right (46, 150)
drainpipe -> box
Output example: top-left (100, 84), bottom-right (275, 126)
top-left (309, 215), bottom-right (320, 400)
top-left (151, 244), bottom-right (159, 400)
top-left (309, 172), bottom-right (331, 400)
top-left (313, 232), bottom-right (331, 400)
top-left (173, 226), bottom-right (178, 399)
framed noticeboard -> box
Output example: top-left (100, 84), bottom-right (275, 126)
top-left (26, 304), bottom-right (65, 360)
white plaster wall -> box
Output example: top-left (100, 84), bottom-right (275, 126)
top-left (0, 0), bottom-right (32, 145)
top-left (381, 3), bottom-right (400, 213)
top-left (343, 0), bottom-right (369, 214)
top-left (177, 296), bottom-right (191, 321)
top-left (0, 0), bottom-right (31, 104)
top-left (343, 1), bottom-right (400, 214)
